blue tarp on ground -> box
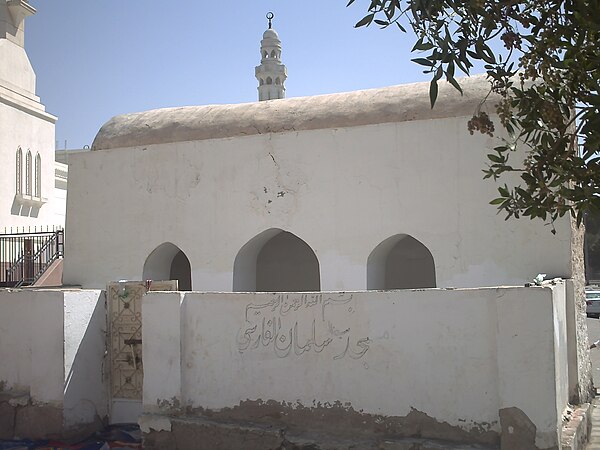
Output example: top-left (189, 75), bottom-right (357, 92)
top-left (0, 424), bottom-right (141, 450)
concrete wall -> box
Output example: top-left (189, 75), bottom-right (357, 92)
top-left (142, 285), bottom-right (570, 449)
top-left (63, 113), bottom-right (572, 291)
top-left (0, 289), bottom-right (107, 438)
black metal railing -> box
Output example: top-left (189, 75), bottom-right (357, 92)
top-left (0, 229), bottom-right (64, 287)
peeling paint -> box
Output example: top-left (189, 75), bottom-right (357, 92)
top-left (153, 398), bottom-right (499, 446)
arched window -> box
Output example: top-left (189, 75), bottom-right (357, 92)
top-left (233, 229), bottom-right (320, 292)
top-left (143, 242), bottom-right (192, 291)
top-left (259, 78), bottom-right (264, 86)
top-left (25, 150), bottom-right (32, 196)
top-left (264, 51), bottom-right (269, 58)
top-left (275, 77), bottom-right (281, 85)
top-left (266, 77), bottom-right (273, 85)
top-left (270, 49), bottom-right (277, 58)
top-left (15, 147), bottom-right (22, 195)
top-left (367, 234), bottom-right (436, 290)
top-left (35, 153), bottom-right (41, 198)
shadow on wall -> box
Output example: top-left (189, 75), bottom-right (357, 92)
top-left (367, 234), bottom-right (436, 290)
top-left (63, 292), bottom-right (108, 433)
top-left (11, 197), bottom-right (40, 218)
top-left (142, 242), bottom-right (191, 291)
top-left (233, 228), bottom-right (320, 292)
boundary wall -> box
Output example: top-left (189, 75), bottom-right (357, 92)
top-left (0, 289), bottom-right (107, 439)
top-left (141, 284), bottom-right (572, 449)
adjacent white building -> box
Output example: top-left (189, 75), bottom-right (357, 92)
top-left (0, 0), bottom-right (66, 232)
top-left (0, 0), bottom-right (67, 287)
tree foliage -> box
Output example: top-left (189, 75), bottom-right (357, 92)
top-left (349, 0), bottom-right (600, 230)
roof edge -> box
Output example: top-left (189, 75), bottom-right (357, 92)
top-left (92, 75), bottom-right (494, 151)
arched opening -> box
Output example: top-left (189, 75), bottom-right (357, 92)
top-left (266, 77), bottom-right (273, 85)
top-left (233, 229), bottom-right (320, 292)
top-left (34, 153), bottom-right (41, 198)
top-left (367, 234), bottom-right (436, 290)
top-left (143, 242), bottom-right (192, 291)
top-left (275, 77), bottom-right (281, 85)
top-left (264, 51), bottom-right (268, 58)
top-left (25, 150), bottom-right (32, 196)
top-left (15, 147), bottom-right (22, 195)
top-left (259, 78), bottom-right (264, 86)
top-left (270, 49), bottom-right (277, 58)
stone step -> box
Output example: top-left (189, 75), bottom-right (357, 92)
top-left (562, 403), bottom-right (592, 450)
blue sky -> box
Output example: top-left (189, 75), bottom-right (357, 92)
top-left (25, 1), bottom-right (445, 149)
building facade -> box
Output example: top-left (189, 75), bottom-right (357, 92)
top-left (63, 76), bottom-right (576, 292)
top-left (0, 0), bottom-right (67, 287)
top-left (0, 0), bottom-right (66, 231)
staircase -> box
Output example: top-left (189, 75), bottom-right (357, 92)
top-left (0, 229), bottom-right (64, 288)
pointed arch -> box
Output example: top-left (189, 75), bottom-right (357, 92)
top-left (266, 76), bottom-right (273, 85)
top-left (34, 153), bottom-right (41, 198)
top-left (15, 147), bottom-right (22, 195)
top-left (275, 77), bottom-right (281, 85)
top-left (25, 150), bottom-right (32, 196)
top-left (143, 242), bottom-right (192, 291)
top-left (270, 49), bottom-right (277, 58)
top-left (367, 234), bottom-right (436, 290)
top-left (259, 78), bottom-right (264, 86)
top-left (264, 51), bottom-right (269, 58)
top-left (233, 229), bottom-right (320, 292)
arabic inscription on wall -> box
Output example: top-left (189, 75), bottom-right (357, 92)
top-left (236, 293), bottom-right (370, 360)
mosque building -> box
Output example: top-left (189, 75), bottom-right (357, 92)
top-left (0, 7), bottom-right (590, 450)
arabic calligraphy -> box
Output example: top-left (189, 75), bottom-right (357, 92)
top-left (236, 293), bottom-right (370, 360)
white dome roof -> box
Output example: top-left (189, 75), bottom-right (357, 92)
top-left (263, 28), bottom-right (279, 40)
top-left (92, 75), bottom-right (492, 150)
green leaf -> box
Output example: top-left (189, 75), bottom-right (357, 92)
top-left (446, 60), bottom-right (455, 79)
top-left (355, 13), bottom-right (375, 28)
top-left (448, 76), bottom-right (462, 94)
top-left (395, 21), bottom-right (406, 32)
top-left (487, 154), bottom-right (503, 163)
top-left (429, 78), bottom-right (438, 109)
top-left (411, 58), bottom-right (435, 66)
top-left (412, 39), bottom-right (434, 51)
top-left (490, 198), bottom-right (505, 205)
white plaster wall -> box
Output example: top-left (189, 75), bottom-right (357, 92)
top-left (142, 285), bottom-right (568, 448)
top-left (0, 289), bottom-right (64, 404)
top-left (63, 290), bottom-right (108, 428)
top-left (495, 284), bottom-right (568, 448)
top-left (553, 282), bottom-right (569, 434)
top-left (64, 116), bottom-right (571, 290)
top-left (53, 181), bottom-right (67, 228)
top-left (0, 39), bottom-right (35, 93)
top-left (0, 289), bottom-right (107, 428)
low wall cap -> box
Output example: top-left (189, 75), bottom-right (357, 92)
top-left (92, 74), bottom-right (494, 151)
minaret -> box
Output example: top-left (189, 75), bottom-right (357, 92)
top-left (255, 12), bottom-right (287, 101)
top-left (0, 0), bottom-right (37, 93)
